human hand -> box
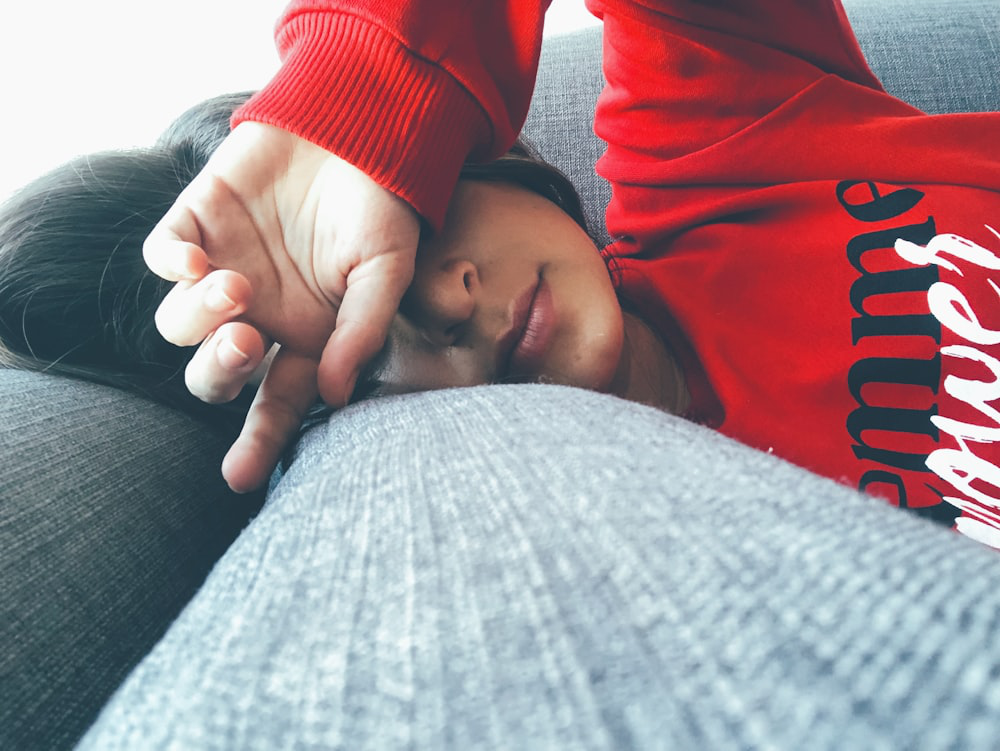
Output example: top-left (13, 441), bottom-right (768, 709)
top-left (145, 122), bottom-right (420, 493)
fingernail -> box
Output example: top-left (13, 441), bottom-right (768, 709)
top-left (205, 283), bottom-right (238, 312)
top-left (218, 339), bottom-right (252, 370)
top-left (172, 259), bottom-right (193, 279)
top-left (344, 370), bottom-right (360, 405)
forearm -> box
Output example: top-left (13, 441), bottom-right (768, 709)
top-left (590, 0), bottom-right (884, 170)
top-left (234, 0), bottom-right (551, 229)
top-left (590, 0), bottom-right (876, 84)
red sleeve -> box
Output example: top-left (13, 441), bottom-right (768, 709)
top-left (233, 0), bottom-right (550, 230)
top-left (588, 0), bottom-right (884, 163)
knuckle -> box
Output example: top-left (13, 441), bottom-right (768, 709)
top-left (252, 396), bottom-right (305, 442)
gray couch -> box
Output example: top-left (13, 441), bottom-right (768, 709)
top-left (3, 1), bottom-right (1000, 748)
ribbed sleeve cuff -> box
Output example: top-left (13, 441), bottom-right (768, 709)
top-left (233, 12), bottom-right (487, 230)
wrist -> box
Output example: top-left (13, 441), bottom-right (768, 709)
top-left (233, 12), bottom-right (486, 230)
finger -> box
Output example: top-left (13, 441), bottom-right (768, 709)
top-left (143, 203), bottom-right (212, 281)
top-left (317, 259), bottom-right (414, 407)
top-left (154, 269), bottom-right (253, 347)
top-left (221, 349), bottom-right (319, 493)
top-left (185, 322), bottom-right (269, 404)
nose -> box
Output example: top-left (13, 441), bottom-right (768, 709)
top-left (403, 258), bottom-right (478, 345)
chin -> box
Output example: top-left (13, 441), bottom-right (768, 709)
top-left (587, 320), bottom-right (626, 393)
top-left (547, 332), bottom-right (623, 394)
top-left (541, 285), bottom-right (623, 392)
top-left (538, 366), bottom-right (616, 395)
top-left (582, 359), bottom-right (621, 394)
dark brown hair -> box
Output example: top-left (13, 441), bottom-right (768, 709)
top-left (0, 92), bottom-right (587, 430)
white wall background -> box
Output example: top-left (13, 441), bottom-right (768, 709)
top-left (0, 1), bottom-right (599, 203)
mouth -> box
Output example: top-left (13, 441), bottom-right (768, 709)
top-left (497, 274), bottom-right (556, 381)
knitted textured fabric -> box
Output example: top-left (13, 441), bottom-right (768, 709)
top-left (80, 385), bottom-right (1000, 749)
top-left (0, 371), bottom-right (263, 750)
top-left (846, 0), bottom-right (1000, 115)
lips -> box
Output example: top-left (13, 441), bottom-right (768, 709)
top-left (497, 275), bottom-right (556, 380)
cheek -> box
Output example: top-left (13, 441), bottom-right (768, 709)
top-left (546, 263), bottom-right (624, 391)
top-left (388, 347), bottom-right (491, 394)
top-left (438, 348), bottom-right (491, 388)
top-left (562, 308), bottom-right (624, 391)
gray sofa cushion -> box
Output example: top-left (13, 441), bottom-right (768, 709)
top-left (849, 0), bottom-right (1000, 114)
top-left (0, 371), bottom-right (263, 749)
top-left (80, 385), bottom-right (1000, 749)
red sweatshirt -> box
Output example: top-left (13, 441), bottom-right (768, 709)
top-left (234, 0), bottom-right (550, 229)
top-left (235, 0), bottom-right (1000, 547)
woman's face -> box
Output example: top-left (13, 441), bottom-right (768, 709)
top-left (362, 180), bottom-right (624, 397)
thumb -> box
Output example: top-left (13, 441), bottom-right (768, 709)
top-left (317, 255), bottom-right (415, 407)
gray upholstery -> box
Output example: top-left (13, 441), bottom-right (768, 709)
top-left (849, 0), bottom-right (1000, 114)
top-left (2, 0), bottom-right (999, 749)
top-left (78, 385), bottom-right (1000, 750)
top-left (0, 372), bottom-right (264, 749)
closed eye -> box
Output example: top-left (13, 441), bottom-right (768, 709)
top-left (444, 322), bottom-right (470, 348)
top-left (351, 340), bottom-right (393, 402)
